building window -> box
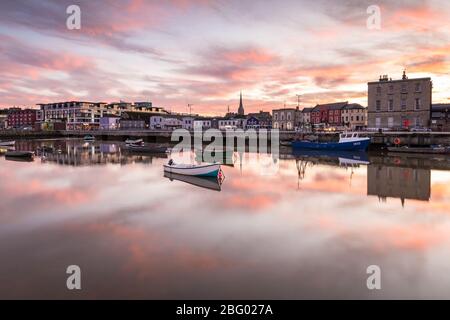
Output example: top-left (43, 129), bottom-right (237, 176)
top-left (287, 122), bottom-right (293, 130)
top-left (274, 114), bottom-right (278, 121)
top-left (389, 85), bottom-right (394, 92)
top-left (389, 99), bottom-right (394, 111)
top-left (401, 84), bottom-right (407, 92)
top-left (415, 83), bottom-right (421, 92)
top-left (388, 117), bottom-right (394, 128)
top-left (375, 117), bottom-right (381, 128)
top-left (401, 99), bottom-right (407, 110)
top-left (376, 86), bottom-right (381, 94)
top-left (376, 100), bottom-right (381, 111)
top-left (415, 98), bottom-right (421, 110)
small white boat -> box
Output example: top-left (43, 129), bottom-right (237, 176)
top-left (125, 138), bottom-right (144, 145)
top-left (163, 160), bottom-right (221, 177)
top-left (0, 140), bottom-right (15, 147)
top-left (84, 135), bottom-right (95, 142)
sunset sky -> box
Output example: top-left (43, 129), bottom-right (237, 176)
top-left (0, 0), bottom-right (449, 115)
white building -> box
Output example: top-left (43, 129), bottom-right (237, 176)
top-left (150, 116), bottom-right (164, 129)
top-left (163, 118), bottom-right (182, 130)
top-left (37, 101), bottom-right (109, 130)
top-left (218, 118), bottom-right (246, 130)
top-left (182, 117), bottom-right (194, 130)
top-left (193, 119), bottom-right (212, 130)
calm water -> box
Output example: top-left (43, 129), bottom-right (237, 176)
top-left (1, 139), bottom-right (450, 299)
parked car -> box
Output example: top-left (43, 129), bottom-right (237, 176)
top-left (410, 127), bottom-right (431, 132)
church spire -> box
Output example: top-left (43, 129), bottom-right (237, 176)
top-left (238, 91), bottom-right (245, 116)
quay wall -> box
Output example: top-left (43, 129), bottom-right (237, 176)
top-left (1, 130), bottom-right (450, 147)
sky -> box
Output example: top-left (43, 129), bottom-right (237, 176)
top-left (0, 0), bottom-right (449, 115)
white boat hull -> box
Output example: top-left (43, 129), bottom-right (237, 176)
top-left (0, 141), bottom-right (15, 147)
top-left (163, 163), bottom-right (221, 177)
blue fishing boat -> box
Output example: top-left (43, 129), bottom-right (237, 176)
top-left (292, 133), bottom-right (370, 151)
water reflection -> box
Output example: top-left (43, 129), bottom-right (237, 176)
top-left (164, 172), bottom-right (223, 192)
top-left (1, 139), bottom-right (450, 299)
top-left (368, 161), bottom-right (431, 204)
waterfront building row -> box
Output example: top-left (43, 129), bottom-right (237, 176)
top-left (272, 103), bottom-right (367, 131)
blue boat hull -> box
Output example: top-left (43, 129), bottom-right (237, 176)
top-left (292, 139), bottom-right (370, 151)
top-left (198, 169), bottom-right (220, 177)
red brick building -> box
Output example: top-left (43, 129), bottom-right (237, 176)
top-left (6, 108), bottom-right (38, 128)
top-left (311, 102), bottom-right (348, 125)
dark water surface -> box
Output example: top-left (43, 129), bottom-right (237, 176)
top-left (1, 139), bottom-right (450, 299)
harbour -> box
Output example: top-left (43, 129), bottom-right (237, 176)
top-left (0, 138), bottom-right (449, 299)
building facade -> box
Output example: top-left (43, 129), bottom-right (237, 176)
top-left (99, 115), bottom-right (120, 130)
top-left (311, 102), bottom-right (347, 126)
top-left (246, 111), bottom-right (272, 129)
top-left (367, 72), bottom-right (432, 129)
top-left (120, 120), bottom-right (146, 130)
top-left (0, 109), bottom-right (9, 129)
top-left (272, 108), bottom-right (297, 130)
top-left (193, 118), bottom-right (212, 130)
top-left (181, 117), bottom-right (194, 130)
top-left (38, 101), bottom-right (109, 130)
top-left (431, 104), bottom-right (450, 132)
top-left (38, 100), bottom-right (168, 130)
top-left (6, 108), bottom-right (38, 128)
top-left (218, 117), bottom-right (246, 130)
top-left (341, 103), bottom-right (367, 130)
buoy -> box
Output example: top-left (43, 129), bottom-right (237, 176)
top-left (394, 137), bottom-right (401, 145)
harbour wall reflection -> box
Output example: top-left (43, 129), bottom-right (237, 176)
top-left (4, 139), bottom-right (450, 203)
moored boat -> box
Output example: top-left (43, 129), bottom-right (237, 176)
top-left (0, 140), bottom-right (15, 147)
top-left (164, 171), bottom-right (223, 191)
top-left (5, 151), bottom-right (34, 158)
top-left (123, 144), bottom-right (167, 153)
top-left (84, 135), bottom-right (95, 142)
top-left (125, 138), bottom-right (144, 146)
top-left (163, 160), bottom-right (221, 177)
top-left (292, 132), bottom-right (370, 151)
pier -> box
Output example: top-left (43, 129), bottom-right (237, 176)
top-left (1, 130), bottom-right (450, 148)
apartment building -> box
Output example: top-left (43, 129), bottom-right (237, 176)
top-left (367, 72), bottom-right (432, 129)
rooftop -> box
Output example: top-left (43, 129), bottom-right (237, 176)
top-left (312, 102), bottom-right (348, 111)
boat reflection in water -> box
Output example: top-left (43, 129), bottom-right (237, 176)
top-left (163, 171), bottom-right (224, 192)
top-left (292, 149), bottom-right (370, 165)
